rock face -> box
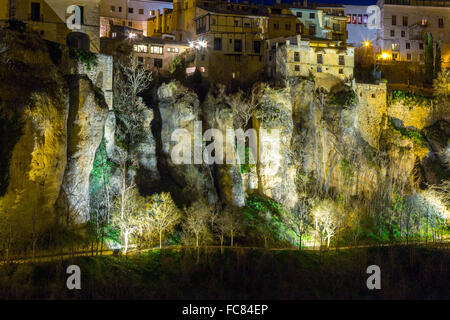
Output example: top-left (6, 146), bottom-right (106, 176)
top-left (57, 75), bottom-right (109, 222)
top-left (0, 30), bottom-right (69, 220)
top-left (158, 82), bottom-right (218, 204)
top-left (202, 85), bottom-right (245, 207)
top-left (254, 86), bottom-right (298, 209)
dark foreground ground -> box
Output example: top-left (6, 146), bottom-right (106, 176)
top-left (0, 245), bottom-right (448, 299)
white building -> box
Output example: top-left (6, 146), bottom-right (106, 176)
top-left (344, 4), bottom-right (378, 47)
top-left (376, 0), bottom-right (450, 67)
top-left (100, 0), bottom-right (173, 37)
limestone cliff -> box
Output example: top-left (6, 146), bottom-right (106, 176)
top-left (157, 82), bottom-right (218, 204)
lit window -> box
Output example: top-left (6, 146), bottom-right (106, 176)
top-left (392, 43), bottom-right (399, 51)
top-left (346, 14), bottom-right (351, 23)
top-left (111, 32), bottom-right (117, 38)
top-left (150, 10), bottom-right (155, 15)
top-left (200, 67), bottom-right (206, 72)
top-left (139, 9), bottom-right (144, 15)
top-left (363, 14), bottom-right (368, 24)
top-left (167, 47), bottom-right (179, 53)
top-left (150, 46), bottom-right (163, 54)
top-left (134, 44), bottom-right (148, 53)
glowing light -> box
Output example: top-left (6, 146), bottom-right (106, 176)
top-left (364, 41), bottom-right (371, 47)
top-left (128, 32), bottom-right (136, 39)
top-left (380, 52), bottom-right (391, 60)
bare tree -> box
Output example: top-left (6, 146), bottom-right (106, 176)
top-left (184, 199), bottom-right (213, 247)
top-left (312, 200), bottom-right (342, 248)
top-left (146, 192), bottom-right (182, 248)
top-left (284, 200), bottom-right (312, 249)
top-left (227, 82), bottom-right (267, 129)
top-left (220, 211), bottom-right (242, 247)
top-left (111, 183), bottom-right (145, 254)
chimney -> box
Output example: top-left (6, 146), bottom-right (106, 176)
top-left (276, 0), bottom-right (281, 4)
top-left (303, 0), bottom-right (307, 8)
top-left (156, 9), bottom-right (161, 32)
top-left (162, 8), bottom-right (167, 33)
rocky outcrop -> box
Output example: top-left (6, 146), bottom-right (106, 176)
top-left (203, 85), bottom-right (245, 207)
top-left (56, 75), bottom-right (109, 222)
top-left (158, 82), bottom-right (218, 204)
top-left (254, 86), bottom-right (298, 209)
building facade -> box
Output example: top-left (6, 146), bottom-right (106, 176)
top-left (99, 0), bottom-right (173, 38)
top-left (10, 0), bottom-right (102, 52)
top-left (344, 4), bottom-right (378, 47)
top-left (265, 35), bottom-right (354, 82)
top-left (376, 0), bottom-right (450, 67)
top-left (193, 8), bottom-right (269, 83)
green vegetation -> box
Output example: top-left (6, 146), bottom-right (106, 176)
top-left (240, 146), bottom-right (256, 174)
top-left (0, 246), bottom-right (448, 299)
top-left (339, 159), bottom-right (354, 180)
top-left (425, 32), bottom-right (434, 84)
top-left (329, 90), bottom-right (356, 108)
top-left (388, 119), bottom-right (427, 148)
top-left (390, 90), bottom-right (432, 108)
top-left (69, 48), bottom-right (98, 70)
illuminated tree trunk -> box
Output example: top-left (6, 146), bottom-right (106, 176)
top-left (159, 230), bottom-right (162, 249)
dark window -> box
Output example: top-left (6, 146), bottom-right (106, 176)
top-left (78, 6), bottom-right (84, 25)
top-left (309, 24), bottom-right (316, 35)
top-left (296, 12), bottom-right (302, 18)
top-left (285, 23), bottom-right (290, 30)
top-left (137, 56), bottom-right (144, 65)
top-left (390, 29), bottom-right (395, 37)
top-left (402, 16), bottom-right (408, 26)
top-left (407, 53), bottom-right (411, 60)
top-left (273, 23), bottom-right (279, 30)
top-left (317, 54), bottom-right (323, 64)
top-left (419, 43), bottom-right (424, 50)
top-left (339, 68), bottom-right (343, 74)
top-left (339, 55), bottom-right (345, 66)
top-left (406, 42), bottom-right (410, 49)
top-left (118, 6), bottom-right (122, 12)
top-left (438, 18), bottom-right (444, 28)
top-left (392, 15), bottom-right (396, 25)
top-left (154, 58), bottom-right (162, 68)
top-left (401, 30), bottom-right (405, 37)
top-left (296, 23), bottom-right (301, 33)
top-left (253, 40), bottom-right (261, 53)
top-left (234, 39), bottom-right (242, 52)
top-left (129, 8), bottom-right (134, 14)
top-left (309, 12), bottom-right (315, 19)
top-left (110, 6), bottom-right (115, 12)
top-left (139, 9), bottom-right (144, 14)
top-left (31, 2), bottom-right (40, 21)
top-left (295, 65), bottom-right (300, 71)
top-left (294, 52), bottom-right (300, 62)
top-left (214, 38), bottom-right (222, 50)
top-left (128, 21), bottom-right (132, 27)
